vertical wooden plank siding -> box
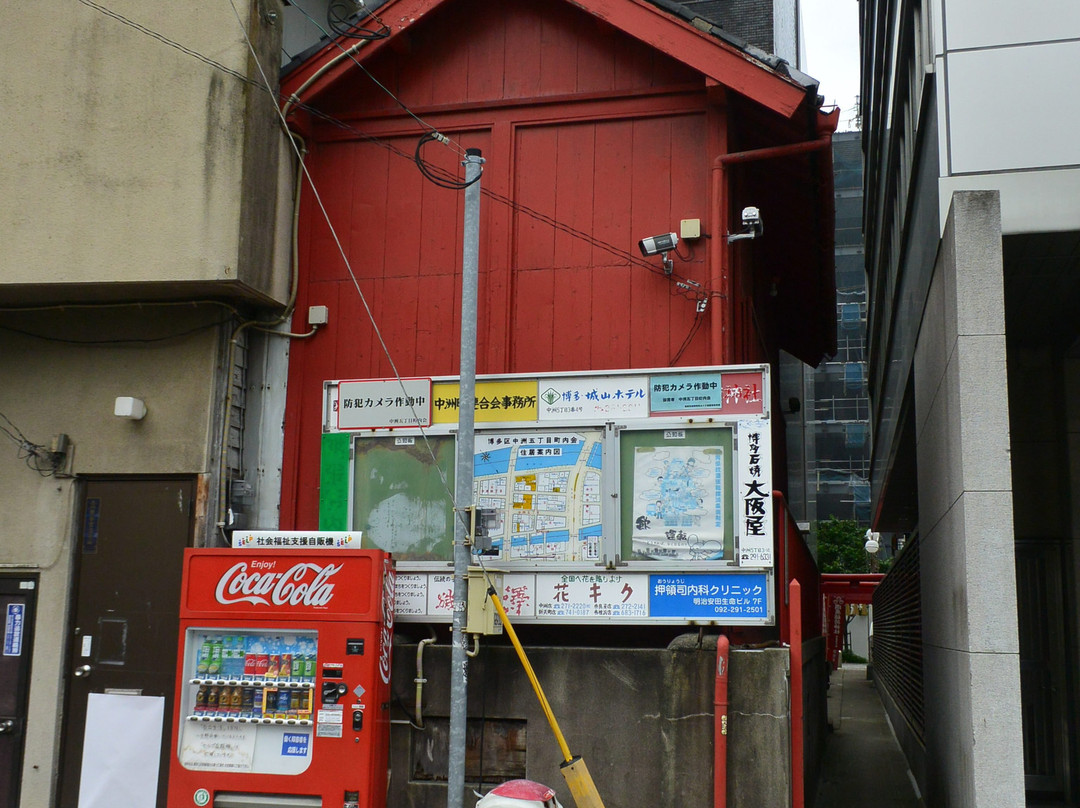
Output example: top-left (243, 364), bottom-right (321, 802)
top-left (279, 0), bottom-right (727, 529)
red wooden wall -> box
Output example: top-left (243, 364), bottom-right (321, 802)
top-left (281, 0), bottom-right (755, 528)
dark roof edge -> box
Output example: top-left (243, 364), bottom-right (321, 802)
top-left (645, 0), bottom-right (820, 93)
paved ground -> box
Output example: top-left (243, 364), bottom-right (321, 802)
top-left (813, 663), bottom-right (924, 808)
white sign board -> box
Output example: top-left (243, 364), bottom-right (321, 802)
top-left (737, 420), bottom-right (773, 567)
top-left (78, 693), bottom-right (164, 808)
top-left (179, 721), bottom-right (257, 771)
top-left (232, 531), bottom-right (362, 549)
top-left (537, 376), bottom-right (650, 420)
top-left (335, 378), bottom-right (432, 429)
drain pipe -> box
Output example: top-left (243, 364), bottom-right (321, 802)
top-left (789, 579), bottom-right (804, 808)
top-left (413, 629), bottom-right (438, 729)
top-left (709, 111), bottom-right (838, 365)
top-left (714, 634), bottom-right (730, 808)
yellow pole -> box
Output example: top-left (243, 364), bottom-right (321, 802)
top-left (487, 587), bottom-right (572, 761)
top-left (486, 587), bottom-right (607, 808)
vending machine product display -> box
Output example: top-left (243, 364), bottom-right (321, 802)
top-left (166, 548), bottom-right (395, 808)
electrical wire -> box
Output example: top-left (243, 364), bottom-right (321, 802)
top-left (669, 308), bottom-right (707, 365)
top-left (80, 0), bottom-right (712, 534)
top-left (0, 411), bottom-right (64, 478)
top-left (287, 0), bottom-right (470, 159)
top-left (326, 0), bottom-right (391, 40)
top-left (414, 132), bottom-right (481, 190)
top-left (229, 0), bottom-right (459, 515)
top-left (74, 0), bottom-right (700, 302)
top-left (0, 318), bottom-right (232, 345)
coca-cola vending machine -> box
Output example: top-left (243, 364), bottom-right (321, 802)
top-left (166, 548), bottom-right (394, 808)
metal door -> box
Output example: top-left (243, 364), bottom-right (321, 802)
top-left (1016, 540), bottom-right (1070, 799)
top-left (0, 575), bottom-right (37, 807)
top-left (57, 478), bottom-right (194, 808)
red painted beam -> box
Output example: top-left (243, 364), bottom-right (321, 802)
top-left (282, 0), bottom-right (811, 121)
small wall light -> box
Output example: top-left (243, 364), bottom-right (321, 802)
top-left (114, 396), bottom-right (147, 420)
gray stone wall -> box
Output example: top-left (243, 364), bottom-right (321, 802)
top-left (389, 641), bottom-right (803, 808)
top-left (913, 190), bottom-right (1025, 806)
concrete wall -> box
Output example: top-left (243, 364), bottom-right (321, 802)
top-left (0, 306), bottom-right (225, 805)
top-left (0, 1), bottom-right (287, 302)
top-left (912, 190), bottom-right (1025, 806)
top-left (389, 641), bottom-right (799, 808)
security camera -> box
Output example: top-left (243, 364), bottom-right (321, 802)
top-left (638, 233), bottom-right (679, 257)
top-left (741, 206), bottom-right (762, 231)
top-left (728, 206), bottom-right (763, 242)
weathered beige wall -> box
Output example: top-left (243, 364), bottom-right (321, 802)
top-left (0, 305), bottom-right (223, 805)
top-left (0, 2), bottom-right (290, 804)
top-left (0, 2), bottom-right (284, 297)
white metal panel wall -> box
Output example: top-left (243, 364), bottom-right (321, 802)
top-left (944, 0), bottom-right (1080, 50)
top-left (946, 41), bottom-right (1080, 174)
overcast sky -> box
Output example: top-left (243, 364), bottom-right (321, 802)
top-left (801, 0), bottom-right (862, 131)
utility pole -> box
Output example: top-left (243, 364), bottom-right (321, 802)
top-left (448, 147), bottom-right (484, 808)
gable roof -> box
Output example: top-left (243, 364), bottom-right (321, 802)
top-left (282, 0), bottom-right (818, 121)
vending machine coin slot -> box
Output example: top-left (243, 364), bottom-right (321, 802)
top-left (322, 681), bottom-right (348, 704)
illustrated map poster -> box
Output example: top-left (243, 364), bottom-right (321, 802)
top-left (622, 428), bottom-right (734, 561)
top-left (474, 431), bottom-right (604, 562)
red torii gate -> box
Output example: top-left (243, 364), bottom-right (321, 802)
top-left (820, 573), bottom-right (884, 670)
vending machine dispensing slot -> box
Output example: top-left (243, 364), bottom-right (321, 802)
top-left (165, 548), bottom-right (395, 808)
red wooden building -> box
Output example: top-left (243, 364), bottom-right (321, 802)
top-left (280, 0), bottom-right (837, 529)
top-left (277, 2), bottom-right (836, 802)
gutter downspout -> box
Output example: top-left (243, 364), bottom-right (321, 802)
top-left (714, 634), bottom-right (730, 808)
top-left (709, 113), bottom-right (837, 365)
top-left (789, 578), bottom-right (805, 808)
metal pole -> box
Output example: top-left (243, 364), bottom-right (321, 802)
top-left (448, 147), bottom-right (484, 808)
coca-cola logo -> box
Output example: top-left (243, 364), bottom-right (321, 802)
top-left (214, 561), bottom-right (342, 607)
top-left (378, 559), bottom-right (395, 684)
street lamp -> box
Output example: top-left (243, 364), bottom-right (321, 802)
top-left (864, 529), bottom-right (880, 572)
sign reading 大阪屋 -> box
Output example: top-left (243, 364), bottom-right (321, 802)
top-left (737, 420), bottom-right (773, 566)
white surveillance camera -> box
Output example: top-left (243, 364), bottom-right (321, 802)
top-left (728, 206), bottom-right (763, 242)
top-left (741, 206), bottom-right (762, 231)
top-left (638, 233), bottom-right (679, 257)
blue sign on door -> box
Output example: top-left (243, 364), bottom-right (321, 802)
top-left (4, 603), bottom-right (25, 656)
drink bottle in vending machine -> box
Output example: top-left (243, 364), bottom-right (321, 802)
top-left (166, 548), bottom-right (395, 808)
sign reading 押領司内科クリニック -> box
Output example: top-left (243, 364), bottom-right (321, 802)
top-left (231, 531), bottom-right (362, 549)
top-left (649, 573), bottom-right (768, 619)
top-left (737, 420), bottom-right (773, 567)
top-left (538, 376), bottom-right (649, 420)
top-left (335, 378), bottom-right (431, 429)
